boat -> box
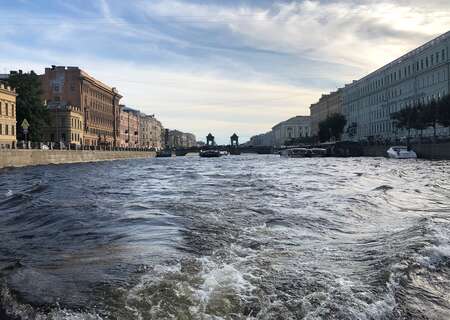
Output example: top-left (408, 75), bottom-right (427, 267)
top-left (156, 150), bottom-right (175, 157)
top-left (308, 148), bottom-right (328, 157)
top-left (280, 148), bottom-right (309, 158)
top-left (229, 149), bottom-right (241, 155)
top-left (386, 146), bottom-right (417, 159)
top-left (175, 150), bottom-right (188, 157)
top-left (199, 150), bottom-right (221, 158)
top-left (220, 151), bottom-right (229, 156)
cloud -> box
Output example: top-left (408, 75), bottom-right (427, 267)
top-left (142, 0), bottom-right (450, 73)
top-left (1, 0), bottom-right (449, 143)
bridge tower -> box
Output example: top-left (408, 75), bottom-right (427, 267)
top-left (206, 133), bottom-right (215, 146)
top-left (230, 133), bottom-right (239, 147)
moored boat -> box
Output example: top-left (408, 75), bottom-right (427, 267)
top-left (157, 150), bottom-right (175, 157)
top-left (386, 146), bottom-right (417, 159)
top-left (280, 148), bottom-right (308, 158)
top-left (308, 148), bottom-right (328, 157)
top-left (199, 150), bottom-right (221, 158)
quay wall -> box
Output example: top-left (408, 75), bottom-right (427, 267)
top-left (362, 142), bottom-right (450, 160)
top-left (0, 150), bottom-right (156, 169)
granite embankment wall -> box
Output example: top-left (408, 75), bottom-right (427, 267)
top-left (0, 150), bottom-right (156, 169)
top-left (362, 142), bottom-right (450, 160)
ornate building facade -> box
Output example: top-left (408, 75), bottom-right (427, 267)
top-left (40, 66), bottom-right (122, 146)
top-left (310, 89), bottom-right (343, 137)
top-left (119, 106), bottom-right (140, 148)
top-left (45, 102), bottom-right (84, 146)
top-left (272, 116), bottom-right (310, 147)
top-left (343, 31), bottom-right (450, 141)
top-left (0, 83), bottom-right (17, 149)
top-left (140, 114), bottom-right (163, 149)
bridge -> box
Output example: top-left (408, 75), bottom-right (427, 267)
top-left (171, 133), bottom-right (274, 155)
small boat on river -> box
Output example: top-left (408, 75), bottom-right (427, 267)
top-left (386, 146), bottom-right (417, 159)
top-left (199, 150), bottom-right (221, 158)
top-left (280, 148), bottom-right (309, 158)
top-left (308, 148), bottom-right (327, 157)
top-left (157, 150), bottom-right (175, 157)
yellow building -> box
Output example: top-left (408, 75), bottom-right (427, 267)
top-left (0, 83), bottom-right (17, 149)
top-left (46, 102), bottom-right (84, 146)
top-left (309, 89), bottom-right (343, 137)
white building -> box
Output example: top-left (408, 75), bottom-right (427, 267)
top-left (343, 31), bottom-right (450, 141)
top-left (248, 131), bottom-right (274, 146)
top-left (272, 116), bottom-right (310, 147)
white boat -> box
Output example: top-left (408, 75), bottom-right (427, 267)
top-left (386, 146), bottom-right (417, 159)
top-left (280, 148), bottom-right (309, 158)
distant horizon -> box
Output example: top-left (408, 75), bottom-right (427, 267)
top-left (1, 0), bottom-right (449, 144)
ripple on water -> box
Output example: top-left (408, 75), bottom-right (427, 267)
top-left (0, 155), bottom-right (449, 319)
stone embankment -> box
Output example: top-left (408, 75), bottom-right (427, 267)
top-left (0, 150), bottom-right (156, 169)
top-left (362, 142), bottom-right (450, 160)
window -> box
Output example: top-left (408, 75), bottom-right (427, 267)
top-left (12, 126), bottom-right (15, 136)
top-left (5, 103), bottom-right (8, 116)
top-left (5, 124), bottom-right (8, 135)
top-left (442, 49), bottom-right (446, 61)
top-left (0, 123), bottom-right (2, 135)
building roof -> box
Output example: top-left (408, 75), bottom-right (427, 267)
top-left (272, 115), bottom-right (310, 130)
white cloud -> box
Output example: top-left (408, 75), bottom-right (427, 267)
top-left (143, 0), bottom-right (450, 74)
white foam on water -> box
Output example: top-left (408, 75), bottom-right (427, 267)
top-left (1, 284), bottom-right (103, 320)
top-left (5, 190), bottom-right (13, 197)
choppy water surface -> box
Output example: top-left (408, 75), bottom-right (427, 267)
top-left (0, 155), bottom-right (449, 320)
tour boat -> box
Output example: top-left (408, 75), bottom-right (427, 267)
top-left (199, 150), bottom-right (221, 158)
top-left (157, 150), bottom-right (175, 157)
top-left (386, 146), bottom-right (417, 159)
top-left (280, 148), bottom-right (309, 158)
top-left (308, 148), bottom-right (328, 157)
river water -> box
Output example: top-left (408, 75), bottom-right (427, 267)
top-left (0, 155), bottom-right (449, 320)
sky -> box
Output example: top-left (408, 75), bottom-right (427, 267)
top-left (0, 0), bottom-right (449, 143)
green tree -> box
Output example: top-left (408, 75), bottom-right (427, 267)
top-left (437, 94), bottom-right (450, 133)
top-left (6, 71), bottom-right (50, 142)
top-left (421, 99), bottom-right (439, 138)
top-left (318, 113), bottom-right (347, 142)
top-left (391, 105), bottom-right (414, 137)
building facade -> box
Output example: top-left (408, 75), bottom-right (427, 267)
top-left (0, 83), bottom-right (17, 149)
top-left (166, 130), bottom-right (196, 148)
top-left (310, 89), bottom-right (343, 136)
top-left (140, 114), bottom-right (163, 150)
top-left (45, 102), bottom-right (84, 145)
top-left (272, 116), bottom-right (310, 147)
top-left (248, 131), bottom-right (274, 146)
top-left (119, 106), bottom-right (140, 148)
top-left (40, 66), bottom-right (122, 146)
top-left (343, 31), bottom-right (450, 141)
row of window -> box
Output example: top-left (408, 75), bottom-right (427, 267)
top-left (0, 101), bottom-right (15, 117)
top-left (71, 117), bottom-right (83, 130)
top-left (346, 70), bottom-right (448, 114)
top-left (0, 123), bottom-right (15, 136)
top-left (347, 48), bottom-right (447, 100)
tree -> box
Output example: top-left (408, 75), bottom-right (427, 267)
top-left (437, 94), bottom-right (450, 133)
top-left (318, 113), bottom-right (347, 142)
top-left (391, 106), bottom-right (415, 137)
top-left (421, 99), bottom-right (439, 138)
top-left (6, 71), bottom-right (50, 142)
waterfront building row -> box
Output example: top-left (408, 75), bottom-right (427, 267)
top-left (306, 30), bottom-right (450, 142)
top-left (247, 115), bottom-right (310, 147)
top-left (39, 66), bottom-right (167, 149)
top-left (342, 31), bottom-right (450, 141)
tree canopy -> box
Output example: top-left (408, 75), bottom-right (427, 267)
top-left (318, 113), bottom-right (347, 142)
top-left (6, 71), bottom-right (50, 142)
top-left (391, 94), bottom-right (450, 137)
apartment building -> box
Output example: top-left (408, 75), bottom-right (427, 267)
top-left (343, 31), bottom-right (450, 141)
